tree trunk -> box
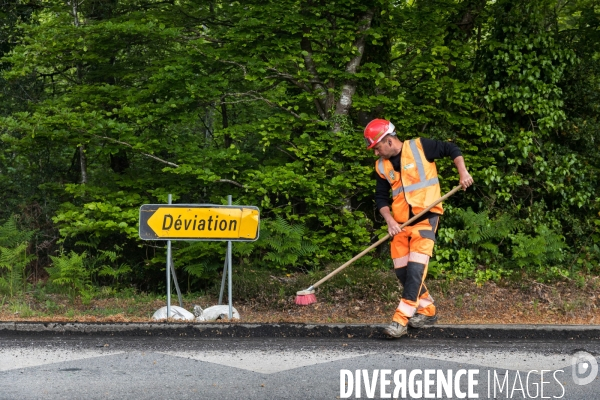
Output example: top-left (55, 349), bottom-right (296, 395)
top-left (79, 145), bottom-right (88, 184)
top-left (332, 10), bottom-right (374, 133)
top-left (221, 95), bottom-right (231, 148)
top-left (71, 1), bottom-right (87, 184)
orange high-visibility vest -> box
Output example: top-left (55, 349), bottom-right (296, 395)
top-left (375, 138), bottom-right (443, 223)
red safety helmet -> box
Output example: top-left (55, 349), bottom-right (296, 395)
top-left (363, 119), bottom-right (395, 149)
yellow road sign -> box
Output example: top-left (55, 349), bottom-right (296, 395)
top-left (139, 204), bottom-right (260, 241)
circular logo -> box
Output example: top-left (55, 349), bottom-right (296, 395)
top-left (572, 351), bottom-right (598, 385)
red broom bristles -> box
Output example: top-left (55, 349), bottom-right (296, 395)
top-left (295, 289), bottom-right (317, 306)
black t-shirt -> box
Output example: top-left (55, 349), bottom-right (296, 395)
top-left (375, 138), bottom-right (462, 211)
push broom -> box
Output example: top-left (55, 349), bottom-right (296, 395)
top-left (295, 185), bottom-right (463, 306)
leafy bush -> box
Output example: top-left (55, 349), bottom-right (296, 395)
top-left (509, 224), bottom-right (567, 279)
top-left (1, 0), bottom-right (599, 293)
top-left (430, 208), bottom-right (567, 283)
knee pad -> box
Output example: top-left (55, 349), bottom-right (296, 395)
top-left (394, 267), bottom-right (407, 286)
top-left (403, 261), bottom-right (426, 301)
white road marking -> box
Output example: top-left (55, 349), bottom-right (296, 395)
top-left (157, 350), bottom-right (374, 374)
top-left (0, 346), bottom-right (576, 375)
top-left (0, 348), bottom-right (124, 371)
top-left (397, 350), bottom-right (573, 372)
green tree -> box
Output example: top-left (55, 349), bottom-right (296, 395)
top-left (0, 0), bottom-right (598, 292)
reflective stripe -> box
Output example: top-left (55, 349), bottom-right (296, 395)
top-left (409, 140), bottom-right (427, 182)
top-left (403, 139), bottom-right (439, 193)
top-left (397, 300), bottom-right (417, 317)
top-left (418, 294), bottom-right (434, 309)
top-left (393, 256), bottom-right (409, 268)
top-left (379, 157), bottom-right (404, 198)
top-left (377, 158), bottom-right (386, 179)
top-left (403, 177), bottom-right (439, 193)
top-left (379, 139), bottom-right (438, 199)
top-left (408, 252), bottom-right (430, 264)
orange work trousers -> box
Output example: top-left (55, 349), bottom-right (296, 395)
top-left (391, 215), bottom-right (439, 326)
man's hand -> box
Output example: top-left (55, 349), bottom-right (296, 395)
top-left (379, 206), bottom-right (404, 236)
top-left (459, 171), bottom-right (474, 190)
top-left (453, 156), bottom-right (474, 190)
top-left (387, 219), bottom-right (404, 237)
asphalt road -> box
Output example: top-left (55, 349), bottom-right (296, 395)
top-left (1, 324), bottom-right (599, 400)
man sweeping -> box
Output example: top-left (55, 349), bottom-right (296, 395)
top-left (363, 119), bottom-right (474, 338)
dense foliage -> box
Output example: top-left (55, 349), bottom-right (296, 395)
top-left (0, 0), bottom-right (598, 295)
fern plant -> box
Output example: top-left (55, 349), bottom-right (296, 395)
top-left (510, 224), bottom-right (566, 272)
top-left (70, 241), bottom-right (131, 287)
top-left (0, 216), bottom-right (36, 297)
top-left (142, 241), bottom-right (224, 293)
top-left (432, 209), bottom-right (518, 283)
top-left (95, 246), bottom-right (132, 286)
top-left (433, 208), bottom-right (567, 282)
top-left (453, 209), bottom-right (518, 257)
top-left (0, 216), bottom-right (35, 248)
top-left (0, 243), bottom-right (36, 297)
top-left (47, 251), bottom-right (94, 302)
top-left (257, 216), bottom-right (318, 270)
top-left (173, 241), bottom-right (223, 289)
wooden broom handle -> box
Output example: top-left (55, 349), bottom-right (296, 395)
top-left (311, 185), bottom-right (463, 289)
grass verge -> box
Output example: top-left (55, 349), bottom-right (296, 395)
top-left (0, 265), bottom-right (598, 324)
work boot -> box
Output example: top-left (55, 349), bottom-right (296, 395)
top-left (383, 322), bottom-right (408, 338)
top-left (408, 313), bottom-right (438, 328)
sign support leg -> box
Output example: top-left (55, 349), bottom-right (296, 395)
top-left (169, 252), bottom-right (183, 308)
top-left (227, 195), bottom-right (233, 319)
top-left (227, 240), bottom-right (233, 319)
top-left (166, 194), bottom-right (172, 320)
top-left (218, 255), bottom-right (227, 305)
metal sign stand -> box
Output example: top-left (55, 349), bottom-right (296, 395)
top-left (218, 195), bottom-right (234, 319)
top-left (141, 194), bottom-right (257, 322)
top-left (166, 195), bottom-right (172, 320)
top-left (218, 256), bottom-right (227, 304)
top-left (165, 194), bottom-right (183, 320)
top-left (169, 253), bottom-right (183, 308)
